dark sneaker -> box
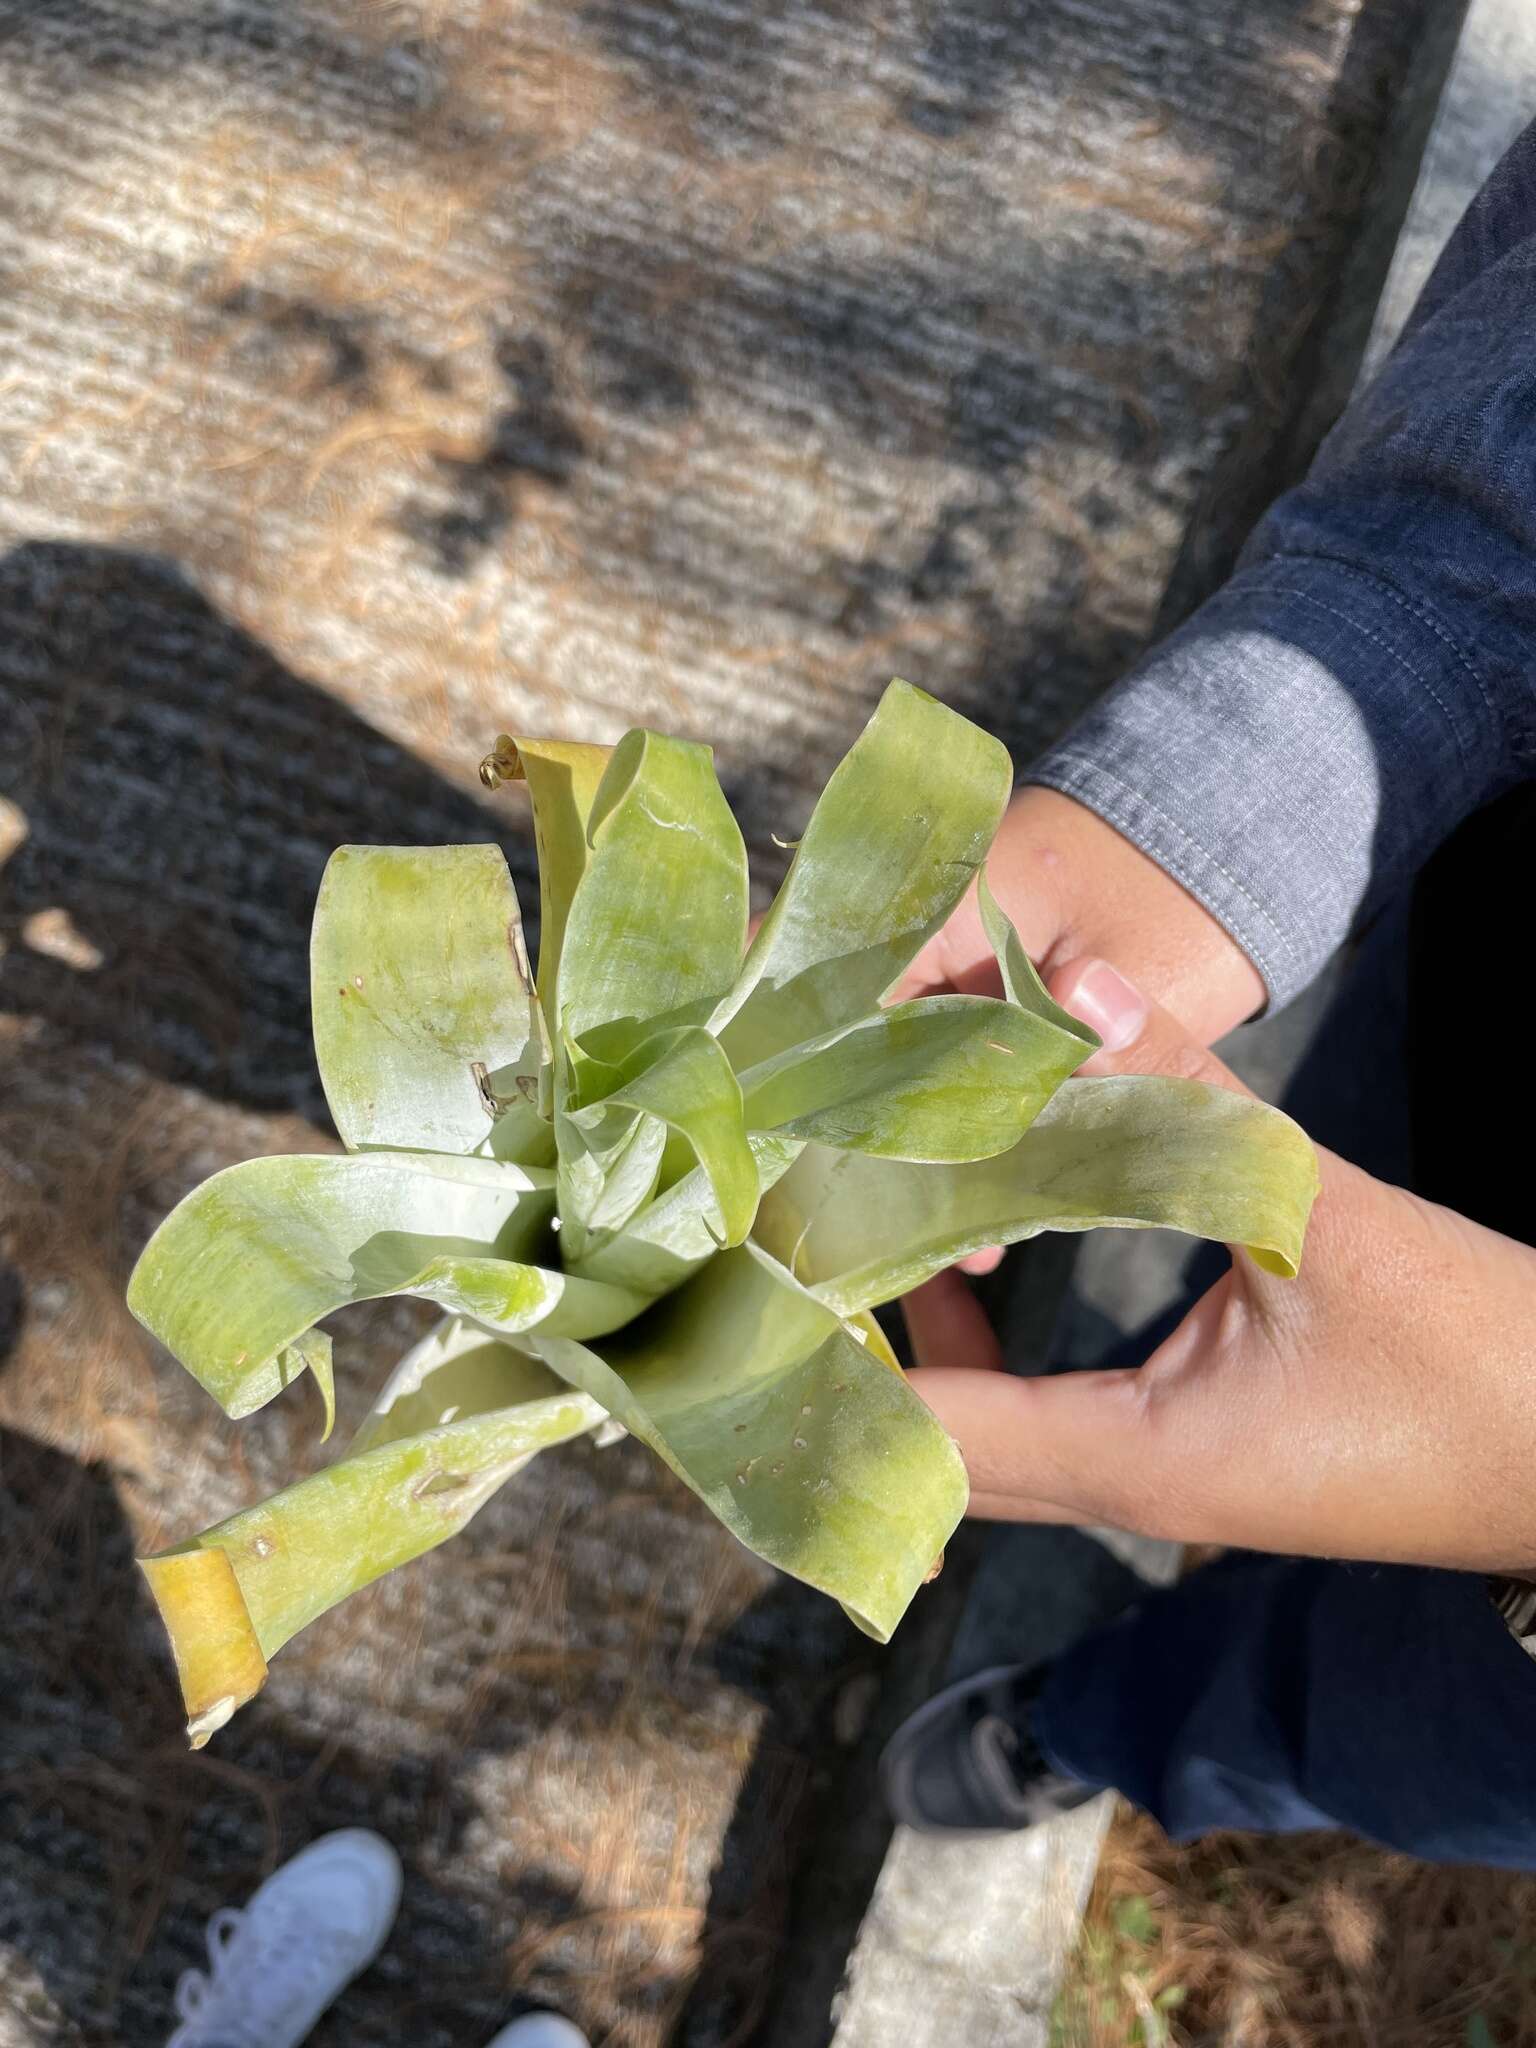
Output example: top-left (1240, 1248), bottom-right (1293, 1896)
top-left (880, 1663), bottom-right (1097, 1835)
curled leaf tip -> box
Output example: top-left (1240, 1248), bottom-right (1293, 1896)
top-left (478, 735), bottom-right (523, 790)
top-left (187, 1696), bottom-right (240, 1750)
top-left (282, 1331), bottom-right (336, 1445)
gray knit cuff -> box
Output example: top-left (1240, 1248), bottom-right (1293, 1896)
top-left (1026, 556), bottom-right (1503, 1010)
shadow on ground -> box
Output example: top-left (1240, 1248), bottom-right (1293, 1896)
top-left (0, 1421), bottom-right (596, 2046)
top-left (0, 541), bottom-right (531, 1120)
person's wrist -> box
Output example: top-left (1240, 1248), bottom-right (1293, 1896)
top-left (985, 786), bottom-right (1266, 1043)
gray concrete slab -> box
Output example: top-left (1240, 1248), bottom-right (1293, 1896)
top-left (834, 1804), bottom-right (1114, 2048)
top-left (832, 1527), bottom-right (1145, 2048)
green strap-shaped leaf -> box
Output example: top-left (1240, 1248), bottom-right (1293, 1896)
top-left (571, 1028), bottom-right (757, 1246)
top-left (558, 730), bottom-right (749, 1043)
top-left (141, 1322), bottom-right (603, 1741)
top-left (484, 736), bottom-right (613, 1032)
top-left (736, 994), bottom-right (1089, 1162)
top-left (349, 1313), bottom-right (578, 1450)
top-left (311, 845), bottom-right (549, 1164)
top-left (126, 1152), bottom-right (648, 1417)
top-left (753, 1074), bottom-right (1320, 1314)
top-left (554, 1101), bottom-right (668, 1262)
top-left (567, 1134), bottom-right (802, 1296)
top-left (280, 1329), bottom-right (336, 1442)
top-left (713, 681), bottom-right (1012, 1067)
top-left (977, 871), bottom-right (1101, 1048)
top-left (528, 1242), bottom-right (968, 1642)
top-left (201, 1370), bottom-right (595, 1664)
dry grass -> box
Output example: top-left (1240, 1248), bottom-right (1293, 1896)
top-left (1055, 1802), bottom-right (1536, 2048)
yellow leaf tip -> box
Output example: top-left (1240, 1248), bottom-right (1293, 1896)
top-left (140, 1547), bottom-right (268, 1745)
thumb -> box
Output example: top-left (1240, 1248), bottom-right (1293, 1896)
top-left (1050, 955), bottom-right (1257, 1100)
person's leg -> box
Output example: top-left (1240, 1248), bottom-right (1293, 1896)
top-left (1035, 1555), bottom-right (1536, 1864)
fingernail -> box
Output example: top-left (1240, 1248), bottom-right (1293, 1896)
top-left (1067, 959), bottom-right (1147, 1051)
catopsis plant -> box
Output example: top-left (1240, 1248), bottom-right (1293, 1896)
top-left (128, 682), bottom-right (1317, 1745)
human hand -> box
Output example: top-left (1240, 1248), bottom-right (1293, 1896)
top-left (897, 784), bottom-right (1266, 1291)
top-left (906, 957), bottom-right (1536, 1574)
top-left (891, 786), bottom-right (1265, 1037)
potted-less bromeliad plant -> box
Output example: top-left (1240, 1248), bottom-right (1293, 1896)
top-left (128, 682), bottom-right (1317, 1745)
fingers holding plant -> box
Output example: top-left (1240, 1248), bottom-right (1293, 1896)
top-left (907, 958), bottom-right (1536, 1575)
top-left (888, 787), bottom-right (1267, 1040)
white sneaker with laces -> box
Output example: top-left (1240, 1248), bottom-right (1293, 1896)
top-left (166, 1828), bottom-right (402, 2048)
top-left (484, 2016), bottom-right (591, 2048)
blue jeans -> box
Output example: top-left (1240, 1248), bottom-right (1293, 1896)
top-left (1031, 811), bottom-right (1536, 1866)
top-left (1035, 1552), bottom-right (1536, 1865)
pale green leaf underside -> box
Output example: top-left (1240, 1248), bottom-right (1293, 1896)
top-left (530, 1243), bottom-right (968, 1641)
top-left (736, 993), bottom-right (1088, 1162)
top-left (755, 1075), bottom-right (1320, 1315)
top-left (497, 736), bottom-right (613, 1033)
top-left (311, 844), bottom-right (548, 1163)
top-left (558, 729), bottom-right (749, 1043)
top-left (576, 1027), bottom-right (758, 1246)
top-left (126, 1152), bottom-right (649, 1418)
top-left (715, 680), bottom-right (1012, 1067)
top-left (280, 1328), bottom-right (336, 1442)
top-left (350, 1313), bottom-right (574, 1451)
top-left (977, 870), bottom-right (1100, 1048)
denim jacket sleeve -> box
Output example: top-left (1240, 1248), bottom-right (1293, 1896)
top-left (1028, 119), bottom-right (1536, 1011)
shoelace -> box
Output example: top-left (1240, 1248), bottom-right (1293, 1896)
top-left (970, 1709), bottom-right (1049, 1821)
top-left (168, 1902), bottom-right (358, 2048)
top-left (971, 1705), bottom-right (1091, 1826)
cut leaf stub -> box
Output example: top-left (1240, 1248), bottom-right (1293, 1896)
top-left (127, 679), bottom-right (1319, 1743)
